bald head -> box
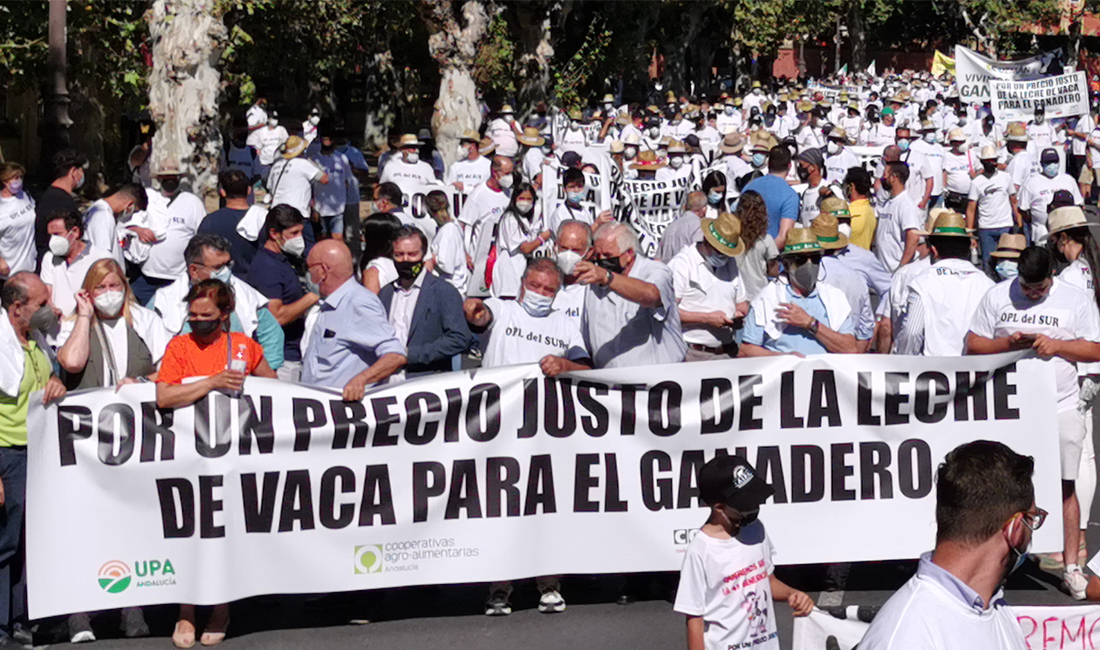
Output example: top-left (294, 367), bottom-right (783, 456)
top-left (306, 240), bottom-right (354, 297)
top-left (882, 145), bottom-right (901, 162)
top-left (685, 191), bottom-right (707, 214)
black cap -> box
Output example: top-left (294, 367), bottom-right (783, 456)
top-left (1049, 189), bottom-right (1076, 213)
top-left (698, 455), bottom-right (774, 511)
top-left (1040, 148), bottom-right (1060, 164)
top-left (561, 151), bottom-right (583, 168)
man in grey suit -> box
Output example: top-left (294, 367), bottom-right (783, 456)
top-left (378, 226), bottom-right (473, 377)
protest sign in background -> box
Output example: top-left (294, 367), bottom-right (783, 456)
top-left (794, 604), bottom-right (1100, 650)
top-left (955, 45), bottom-right (1061, 103)
top-left (991, 71), bottom-right (1089, 121)
top-left (620, 177), bottom-right (691, 256)
top-left (27, 353), bottom-right (1060, 618)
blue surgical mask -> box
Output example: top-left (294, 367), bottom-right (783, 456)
top-left (212, 265), bottom-right (232, 283)
top-left (566, 190), bottom-right (585, 205)
top-left (708, 191), bottom-right (723, 206)
top-left (897, 139), bottom-right (910, 152)
top-left (996, 259), bottom-right (1019, 279)
top-left (1042, 162), bottom-right (1059, 178)
top-left (706, 252), bottom-right (729, 268)
top-left (752, 152), bottom-right (767, 167)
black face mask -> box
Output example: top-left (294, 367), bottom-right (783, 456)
top-left (160, 178), bottom-right (181, 195)
top-left (796, 166), bottom-right (810, 183)
top-left (189, 319), bottom-right (221, 336)
top-left (395, 260), bottom-right (423, 280)
top-left (594, 255), bottom-right (623, 275)
top-left (982, 162), bottom-right (997, 175)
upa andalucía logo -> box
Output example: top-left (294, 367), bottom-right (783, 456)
top-left (97, 561), bottom-right (132, 594)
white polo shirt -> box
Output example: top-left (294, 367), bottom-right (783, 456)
top-left (40, 243), bottom-right (112, 317)
top-left (667, 244), bottom-right (747, 347)
top-left (139, 190), bottom-right (207, 280)
top-left (970, 278), bottom-right (1100, 412)
top-left (901, 258), bottom-right (994, 356)
top-left (582, 255), bottom-right (687, 368)
top-left (479, 297), bottom-right (587, 368)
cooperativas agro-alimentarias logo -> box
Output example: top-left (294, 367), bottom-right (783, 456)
top-left (354, 545), bottom-right (384, 574)
top-left (97, 561), bottom-right (132, 594)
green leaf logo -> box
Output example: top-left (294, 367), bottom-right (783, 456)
top-left (353, 545), bottom-right (384, 574)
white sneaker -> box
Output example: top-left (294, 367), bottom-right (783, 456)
top-left (538, 590), bottom-right (566, 613)
top-left (70, 631), bottom-right (96, 644)
top-left (1064, 564), bottom-right (1088, 600)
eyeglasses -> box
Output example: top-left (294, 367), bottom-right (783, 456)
top-left (1020, 507), bottom-right (1048, 531)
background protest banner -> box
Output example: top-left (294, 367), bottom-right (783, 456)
top-left (26, 353), bottom-right (1059, 618)
top-left (955, 45), bottom-right (1061, 103)
top-left (396, 181), bottom-right (458, 221)
top-left (620, 177), bottom-right (691, 257)
top-left (991, 71), bottom-right (1089, 121)
top-left (793, 604), bottom-right (1100, 650)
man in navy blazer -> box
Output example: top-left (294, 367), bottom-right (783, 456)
top-left (379, 226), bottom-right (473, 376)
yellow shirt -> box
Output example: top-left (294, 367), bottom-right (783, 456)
top-left (848, 198), bottom-right (877, 251)
top-left (0, 341), bottom-right (51, 447)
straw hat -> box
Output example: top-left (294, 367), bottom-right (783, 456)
top-left (978, 145), bottom-right (998, 160)
top-left (609, 140), bottom-right (625, 154)
top-left (517, 127), bottom-right (545, 147)
top-left (478, 137), bottom-right (497, 155)
top-left (601, 93), bottom-right (615, 104)
top-left (1005, 122), bottom-right (1029, 142)
top-left (397, 133), bottom-right (422, 149)
top-left (152, 157), bottom-right (184, 176)
top-left (828, 126), bottom-right (847, 141)
top-left (500, 104), bottom-right (514, 114)
top-left (701, 212), bottom-right (745, 256)
top-left (750, 130), bottom-right (777, 152)
top-left (459, 129), bottom-right (480, 143)
top-left (781, 228), bottom-right (823, 256)
top-left (1048, 206), bottom-right (1089, 236)
top-left (568, 108), bottom-right (583, 121)
top-left (990, 233), bottom-right (1027, 259)
top-left (616, 113), bottom-right (631, 126)
top-left (282, 135), bottom-right (308, 159)
top-left (623, 133), bottom-right (642, 146)
top-left (719, 133), bottom-right (744, 155)
top-left (947, 128), bottom-right (966, 143)
top-left (630, 150), bottom-right (667, 170)
top-left (926, 211), bottom-right (972, 238)
top-left (667, 140), bottom-right (688, 154)
top-left (812, 198), bottom-right (851, 249)
top-left (919, 120), bottom-right (936, 132)
top-left (732, 97), bottom-right (743, 107)
top-left (797, 100), bottom-right (815, 113)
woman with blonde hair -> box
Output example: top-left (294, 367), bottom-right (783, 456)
top-left (55, 258), bottom-right (171, 641)
top-left (731, 190), bottom-right (781, 301)
top-left (56, 258), bottom-right (172, 391)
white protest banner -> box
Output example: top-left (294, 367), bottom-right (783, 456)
top-left (955, 45), bottom-right (1061, 103)
top-left (621, 177), bottom-right (691, 256)
top-left (541, 165), bottom-right (612, 231)
top-left (794, 604), bottom-right (1100, 650)
top-left (991, 72), bottom-right (1089, 121)
top-left (27, 353), bottom-right (1060, 618)
top-left (398, 181), bottom-right (454, 221)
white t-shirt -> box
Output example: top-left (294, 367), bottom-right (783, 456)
top-left (479, 297), bottom-right (587, 368)
top-left (429, 221), bottom-right (468, 294)
top-left (1073, 114), bottom-right (1094, 156)
top-left (246, 125), bottom-right (288, 166)
top-left (873, 192), bottom-right (925, 272)
top-left (942, 149), bottom-right (977, 195)
top-left (367, 257), bottom-right (399, 288)
top-left (84, 199), bottom-right (124, 267)
top-left (309, 152), bottom-right (351, 217)
top-left (823, 148), bottom-right (860, 185)
top-left (903, 258), bottom-right (994, 356)
top-left (446, 156), bottom-right (492, 189)
top-left (1019, 173), bottom-right (1082, 242)
top-left (552, 282), bottom-right (585, 324)
top-left (268, 157), bottom-right (325, 218)
top-left (1006, 150), bottom-right (1038, 189)
top-left (40, 244), bottom-right (112, 317)
top-left (970, 278), bottom-right (1100, 412)
top-left (0, 191), bottom-right (37, 275)
top-left (459, 182), bottom-right (511, 250)
top-left (668, 244), bottom-right (747, 347)
top-left (379, 158), bottom-right (438, 189)
top-left (140, 191), bottom-right (207, 280)
top-left (899, 148), bottom-right (934, 204)
top-left (967, 171), bottom-right (1015, 231)
top-left (911, 140), bottom-right (946, 195)
top-left (672, 522), bottom-right (779, 650)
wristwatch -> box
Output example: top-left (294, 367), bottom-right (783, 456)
top-left (808, 318), bottom-right (820, 335)
top-left (604, 269), bottom-right (614, 286)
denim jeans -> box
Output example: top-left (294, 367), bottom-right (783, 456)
top-left (0, 447), bottom-right (27, 638)
top-left (979, 227), bottom-right (1011, 270)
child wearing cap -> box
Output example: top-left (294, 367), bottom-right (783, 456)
top-left (673, 456), bottom-right (813, 650)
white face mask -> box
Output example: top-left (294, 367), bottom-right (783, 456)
top-left (403, 150), bottom-right (420, 164)
top-left (309, 115), bottom-right (320, 126)
top-left (669, 155), bottom-right (684, 169)
top-left (648, 127), bottom-right (660, 138)
top-left (624, 146), bottom-right (638, 160)
top-left (826, 141), bottom-right (841, 155)
top-left (268, 118), bottom-right (279, 128)
top-left (281, 235), bottom-right (306, 257)
top-left (520, 288), bottom-right (554, 317)
top-left (515, 200), bottom-right (534, 214)
top-left (49, 234), bottom-right (72, 258)
top-left (923, 132), bottom-right (936, 143)
top-left (556, 250), bottom-right (583, 276)
top-left (498, 173), bottom-right (514, 189)
top-left (94, 290), bottom-right (125, 317)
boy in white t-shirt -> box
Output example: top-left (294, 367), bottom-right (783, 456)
top-left (673, 456), bottom-right (813, 650)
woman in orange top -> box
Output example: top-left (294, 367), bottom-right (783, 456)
top-left (156, 279), bottom-right (275, 648)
